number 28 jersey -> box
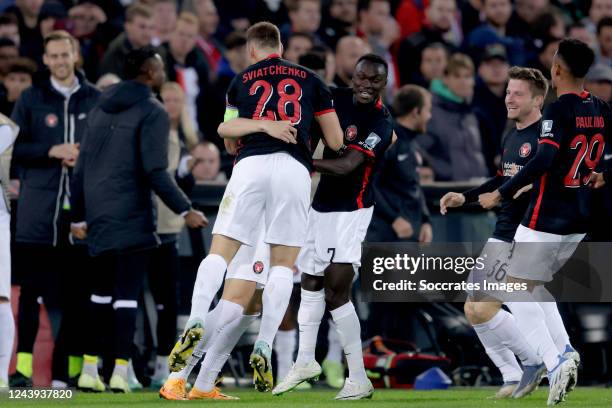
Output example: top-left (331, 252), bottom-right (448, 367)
top-left (524, 91), bottom-right (610, 234)
top-left (225, 54), bottom-right (335, 171)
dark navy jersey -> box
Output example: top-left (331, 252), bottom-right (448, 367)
top-left (494, 121), bottom-right (539, 241)
top-left (225, 54), bottom-right (335, 171)
top-left (464, 120), bottom-right (539, 241)
top-left (522, 92), bottom-right (610, 234)
top-left (312, 87), bottom-right (394, 212)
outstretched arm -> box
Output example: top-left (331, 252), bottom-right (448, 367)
top-left (313, 148), bottom-right (365, 176)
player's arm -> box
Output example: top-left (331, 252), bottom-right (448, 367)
top-left (313, 148), bottom-right (366, 176)
top-left (0, 114), bottom-right (19, 154)
top-left (224, 139), bottom-right (238, 155)
top-left (218, 117), bottom-right (298, 144)
top-left (315, 111), bottom-right (344, 152)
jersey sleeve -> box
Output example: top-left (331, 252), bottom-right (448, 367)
top-left (348, 116), bottom-right (393, 158)
top-left (312, 75), bottom-right (335, 117)
top-left (538, 101), bottom-right (565, 150)
top-left (223, 76), bottom-right (240, 122)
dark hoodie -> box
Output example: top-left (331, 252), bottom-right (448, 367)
top-left (71, 80), bottom-right (191, 256)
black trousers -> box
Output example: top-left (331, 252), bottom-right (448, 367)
top-left (148, 238), bottom-right (179, 356)
top-left (86, 248), bottom-right (152, 361)
top-left (15, 211), bottom-right (91, 381)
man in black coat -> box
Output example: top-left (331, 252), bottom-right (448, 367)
top-left (10, 30), bottom-right (100, 388)
top-left (367, 85), bottom-right (433, 244)
top-left (70, 47), bottom-right (207, 393)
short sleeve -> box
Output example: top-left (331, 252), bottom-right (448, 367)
top-left (312, 75), bottom-right (335, 116)
top-left (539, 101), bottom-right (565, 150)
top-left (349, 116), bottom-right (393, 158)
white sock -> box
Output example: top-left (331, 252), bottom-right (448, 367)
top-left (493, 309), bottom-right (541, 366)
top-left (506, 301), bottom-right (561, 371)
top-left (188, 254), bottom-right (227, 327)
top-left (330, 302), bottom-right (368, 383)
top-left (473, 315), bottom-right (523, 383)
top-left (534, 287), bottom-right (571, 354)
top-left (194, 313), bottom-right (259, 392)
top-left (0, 302), bottom-right (15, 384)
top-left (256, 266), bottom-right (293, 346)
top-left (274, 329), bottom-right (296, 381)
top-left (152, 355), bottom-right (169, 381)
top-left (295, 288), bottom-right (325, 365)
top-left (325, 319), bottom-right (343, 363)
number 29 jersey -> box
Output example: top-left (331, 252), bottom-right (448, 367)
top-left (225, 54), bottom-right (335, 171)
top-left (524, 91), bottom-right (610, 234)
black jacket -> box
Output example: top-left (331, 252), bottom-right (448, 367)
top-left (372, 125), bottom-right (430, 232)
top-left (11, 71), bottom-right (100, 246)
top-left (71, 80), bottom-right (191, 256)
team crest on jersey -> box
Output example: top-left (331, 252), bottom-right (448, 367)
top-left (541, 120), bottom-right (553, 137)
top-left (253, 261), bottom-right (264, 274)
top-left (363, 132), bottom-right (381, 149)
top-left (519, 142), bottom-right (531, 157)
top-left (45, 113), bottom-right (58, 128)
top-left (345, 125), bottom-right (358, 141)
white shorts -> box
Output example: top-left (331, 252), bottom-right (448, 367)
top-left (297, 207), bottom-right (374, 277)
top-left (466, 238), bottom-right (511, 301)
top-left (507, 224), bottom-right (585, 283)
top-left (212, 153), bottom-right (311, 247)
top-left (226, 223), bottom-right (270, 287)
top-left (0, 201), bottom-right (10, 300)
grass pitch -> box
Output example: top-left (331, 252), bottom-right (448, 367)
top-left (1, 387), bottom-right (611, 408)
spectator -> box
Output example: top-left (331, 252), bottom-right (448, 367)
top-left (161, 11), bottom-right (212, 139)
top-left (333, 35), bottom-right (370, 87)
top-left (281, 0), bottom-right (322, 44)
top-left (465, 0), bottom-right (527, 66)
top-left (71, 47), bottom-right (206, 393)
top-left (10, 30), bottom-right (100, 388)
top-left (397, 0), bottom-right (458, 85)
top-left (283, 32), bottom-right (314, 64)
top-left (0, 13), bottom-right (20, 47)
top-left (149, 81), bottom-right (199, 388)
top-left (585, 63), bottom-right (612, 102)
top-left (99, 4), bottom-right (154, 79)
top-left (95, 72), bottom-right (120, 91)
top-left (357, 0), bottom-right (399, 100)
top-left (151, 0), bottom-right (177, 46)
top-left (596, 17), bottom-right (612, 66)
top-left (368, 84), bottom-right (433, 243)
top-left (38, 1), bottom-right (67, 40)
top-left (417, 53), bottom-right (488, 181)
top-left (191, 142), bottom-right (227, 183)
top-left (319, 0), bottom-right (358, 48)
top-left (532, 8), bottom-right (566, 40)
top-left (0, 38), bottom-right (18, 81)
top-left (216, 31), bottom-right (248, 91)
top-left (299, 48), bottom-right (327, 80)
top-left (583, 0), bottom-right (612, 34)
top-left (193, 0), bottom-right (222, 76)
top-left (568, 22), bottom-right (597, 48)
top-left (395, 0), bottom-right (426, 39)
top-left (0, 57), bottom-right (36, 117)
top-left (507, 0), bottom-right (550, 38)
top-left (416, 42), bottom-right (448, 88)
top-left (5, 0), bottom-right (45, 64)
top-left (529, 35), bottom-right (561, 80)
top-left (473, 44), bottom-right (510, 174)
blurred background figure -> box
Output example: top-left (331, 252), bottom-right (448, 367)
top-left (190, 142), bottom-right (226, 183)
top-left (585, 63), bottom-right (612, 102)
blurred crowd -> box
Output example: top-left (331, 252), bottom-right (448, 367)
top-left (2, 0), bottom-right (612, 389)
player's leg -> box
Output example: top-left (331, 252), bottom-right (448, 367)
top-left (274, 288), bottom-right (298, 383)
top-left (324, 263), bottom-right (373, 400)
top-left (249, 244), bottom-right (296, 392)
top-left (189, 287), bottom-right (262, 400)
top-left (108, 249), bottom-right (152, 393)
top-left (322, 319), bottom-right (344, 389)
top-left (0, 207), bottom-right (13, 388)
top-left (78, 253), bottom-right (115, 392)
top-left (174, 157), bottom-right (267, 368)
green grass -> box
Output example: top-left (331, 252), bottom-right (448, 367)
top-left (1, 387), bottom-right (611, 408)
